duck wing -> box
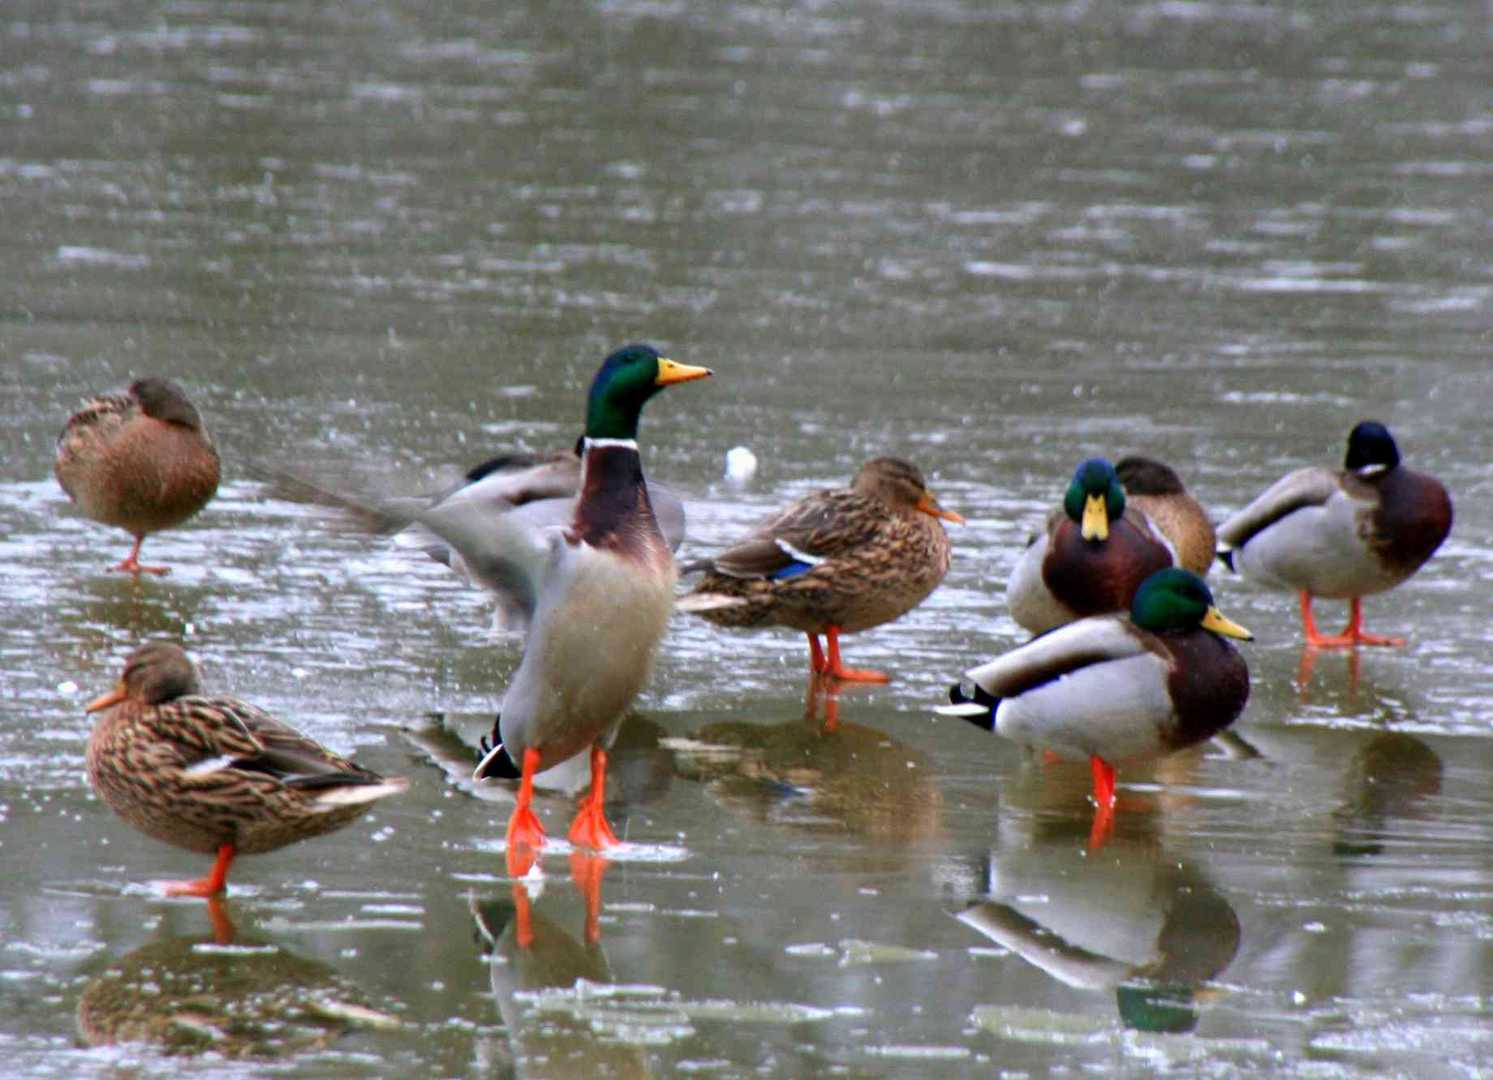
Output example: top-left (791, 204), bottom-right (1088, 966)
top-left (963, 617), bottom-right (1147, 698)
top-left (1216, 465), bottom-right (1342, 553)
top-left (697, 490), bottom-right (880, 579)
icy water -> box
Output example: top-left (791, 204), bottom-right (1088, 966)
top-left (3, 0), bottom-right (1492, 1076)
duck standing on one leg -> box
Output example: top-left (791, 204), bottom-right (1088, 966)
top-left (1006, 457), bottom-right (1176, 636)
top-left (56, 377), bottom-right (221, 575)
top-left (1216, 421), bottom-right (1452, 648)
top-left (939, 568), bottom-right (1252, 843)
top-left (677, 457), bottom-right (963, 683)
top-left (374, 345), bottom-right (711, 874)
top-left (85, 642), bottom-right (408, 898)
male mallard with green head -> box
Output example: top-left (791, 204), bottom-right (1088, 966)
top-left (1006, 457), bottom-right (1176, 635)
top-left (85, 642), bottom-right (408, 897)
top-left (941, 567), bottom-right (1252, 818)
top-left (56, 377), bottom-right (221, 575)
top-left (1216, 421), bottom-right (1452, 647)
top-left (382, 345), bottom-right (711, 874)
top-left (677, 456), bottom-right (963, 682)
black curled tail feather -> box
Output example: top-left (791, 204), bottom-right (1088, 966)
top-left (475, 717), bottom-right (523, 780)
top-left (948, 682), bottom-right (1000, 732)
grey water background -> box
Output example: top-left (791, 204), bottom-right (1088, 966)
top-left (3, 0), bottom-right (1492, 1076)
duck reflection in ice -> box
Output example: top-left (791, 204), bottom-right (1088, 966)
top-left (470, 856), bottom-right (651, 1080)
top-left (77, 908), bottom-right (396, 1058)
top-left (956, 819), bottom-right (1239, 1034)
top-left (669, 677), bottom-right (942, 845)
top-left (1333, 731), bottom-right (1442, 858)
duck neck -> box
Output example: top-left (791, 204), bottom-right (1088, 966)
top-left (571, 438), bottom-right (658, 553)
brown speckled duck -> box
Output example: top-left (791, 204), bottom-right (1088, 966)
top-left (677, 457), bottom-right (963, 682)
top-left (1006, 458), bottom-right (1176, 636)
top-left (1114, 456), bottom-right (1216, 577)
top-left (85, 642), bottom-right (408, 897)
top-left (56, 377), bottom-right (220, 575)
top-left (1216, 421), bottom-right (1453, 647)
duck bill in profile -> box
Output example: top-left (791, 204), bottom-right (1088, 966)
top-left (916, 491), bottom-right (965, 525)
top-left (85, 684), bottom-right (128, 713)
top-left (1081, 493), bottom-right (1109, 541)
top-left (1201, 607), bottom-right (1253, 641)
top-left (654, 359), bottom-right (713, 386)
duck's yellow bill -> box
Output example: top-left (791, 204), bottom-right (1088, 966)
top-left (655, 359), bottom-right (713, 385)
top-left (1081, 493), bottom-right (1109, 541)
top-left (916, 492), bottom-right (965, 525)
top-left (86, 683), bottom-right (127, 713)
top-left (1201, 606), bottom-right (1253, 641)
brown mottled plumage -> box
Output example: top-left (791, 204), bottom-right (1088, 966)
top-left (1115, 456), bottom-right (1216, 576)
top-left (56, 377), bottom-right (220, 575)
top-left (85, 642), bottom-right (407, 896)
top-left (678, 457), bottom-right (962, 682)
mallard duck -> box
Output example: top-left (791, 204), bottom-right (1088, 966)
top-left (1216, 421), bottom-right (1452, 648)
top-left (263, 440), bottom-right (686, 635)
top-left (940, 568), bottom-right (1252, 815)
top-left (1114, 456), bottom-right (1215, 576)
top-left (676, 457), bottom-right (963, 682)
top-left (369, 344), bottom-right (711, 874)
top-left (56, 377), bottom-right (221, 575)
top-left (84, 642), bottom-right (408, 897)
top-left (1006, 457), bottom-right (1176, 635)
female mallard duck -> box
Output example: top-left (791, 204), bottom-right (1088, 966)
top-left (1006, 457), bottom-right (1176, 635)
top-left (676, 457), bottom-right (963, 682)
top-left (376, 344), bottom-right (711, 874)
top-left (941, 568), bottom-right (1252, 816)
top-left (85, 642), bottom-right (408, 897)
top-left (56, 377), bottom-right (221, 575)
top-left (1216, 421), bottom-right (1452, 648)
top-left (1114, 456), bottom-right (1215, 577)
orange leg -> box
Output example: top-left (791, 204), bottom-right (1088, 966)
top-left (568, 747), bottom-right (620, 852)
top-left (111, 536), bottom-right (170, 576)
top-left (1087, 756), bottom-right (1117, 849)
top-left (821, 626), bottom-right (891, 683)
top-left (1301, 592), bottom-right (1404, 648)
top-left (1089, 755), bottom-right (1117, 809)
top-left (162, 842), bottom-right (235, 897)
top-left (506, 747), bottom-right (547, 877)
top-left (569, 851), bottom-right (611, 945)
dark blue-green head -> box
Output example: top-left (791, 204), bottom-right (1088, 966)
top-left (1130, 568), bottom-right (1252, 640)
top-left (1063, 457), bottom-right (1126, 542)
top-left (584, 344), bottom-right (712, 441)
top-left (1344, 420), bottom-right (1400, 476)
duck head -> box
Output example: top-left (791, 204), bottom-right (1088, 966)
top-left (584, 344), bottom-right (712, 441)
top-left (1131, 568), bottom-right (1252, 640)
top-left (1063, 457), bottom-right (1125, 542)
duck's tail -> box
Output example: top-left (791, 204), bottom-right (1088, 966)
top-left (933, 681), bottom-right (1000, 732)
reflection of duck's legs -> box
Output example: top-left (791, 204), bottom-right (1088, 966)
top-left (804, 675), bottom-right (842, 733)
top-left (161, 842), bottom-right (236, 898)
top-left (1296, 643), bottom-right (1363, 696)
top-left (205, 895), bottom-right (237, 945)
top-left (512, 883), bottom-right (535, 949)
top-left (569, 852), bottom-right (611, 945)
top-left (568, 747), bottom-right (620, 853)
top-left (506, 748), bottom-right (547, 877)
